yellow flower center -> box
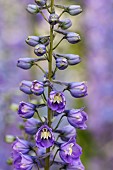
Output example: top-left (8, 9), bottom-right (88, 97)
top-left (53, 93), bottom-right (62, 103)
top-left (21, 105), bottom-right (29, 113)
top-left (41, 128), bottom-right (51, 140)
top-left (65, 143), bottom-right (74, 156)
top-left (34, 84), bottom-right (41, 90)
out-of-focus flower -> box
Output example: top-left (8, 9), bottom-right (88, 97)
top-left (31, 80), bottom-right (44, 96)
top-left (35, 0), bottom-right (47, 7)
top-left (12, 138), bottom-right (32, 154)
top-left (48, 13), bottom-right (59, 25)
top-left (65, 5), bottom-right (82, 16)
top-left (65, 108), bottom-right (88, 129)
top-left (67, 82), bottom-right (87, 98)
top-left (20, 154), bottom-right (34, 170)
top-left (18, 102), bottom-right (36, 119)
top-left (59, 137), bottom-right (82, 164)
top-left (20, 80), bottom-right (32, 94)
top-left (34, 44), bottom-right (46, 56)
top-left (35, 125), bottom-right (54, 148)
top-left (66, 159), bottom-right (85, 170)
top-left (25, 118), bottom-right (41, 135)
top-left (26, 4), bottom-right (40, 14)
top-left (47, 91), bottom-right (66, 113)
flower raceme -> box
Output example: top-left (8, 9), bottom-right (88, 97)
top-left (9, 1), bottom-right (88, 170)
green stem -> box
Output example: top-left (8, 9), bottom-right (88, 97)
top-left (53, 37), bottom-right (64, 50)
top-left (50, 149), bottom-right (59, 166)
top-left (45, 0), bottom-right (54, 170)
top-left (54, 115), bottom-right (65, 130)
top-left (35, 110), bottom-right (43, 123)
top-left (40, 11), bottom-right (48, 22)
top-left (34, 63), bottom-right (46, 74)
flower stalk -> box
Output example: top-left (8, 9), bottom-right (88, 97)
top-left (6, 0), bottom-right (88, 170)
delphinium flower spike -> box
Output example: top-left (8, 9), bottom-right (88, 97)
top-left (7, 1), bottom-right (88, 170)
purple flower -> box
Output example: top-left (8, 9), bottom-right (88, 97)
top-left (20, 154), bottom-right (34, 170)
top-left (66, 108), bottom-right (88, 129)
top-left (26, 36), bottom-right (40, 47)
top-left (18, 102), bottom-right (36, 119)
top-left (68, 82), bottom-right (88, 98)
top-left (34, 44), bottom-right (46, 56)
top-left (56, 58), bottom-right (68, 70)
top-left (26, 4), bottom-right (40, 14)
top-left (48, 13), bottom-right (59, 25)
top-left (65, 5), bottom-right (82, 16)
top-left (35, 125), bottom-right (54, 148)
top-left (12, 151), bottom-right (22, 170)
top-left (25, 118), bottom-right (41, 135)
top-left (12, 138), bottom-right (32, 154)
top-left (66, 159), bottom-right (85, 170)
top-left (59, 137), bottom-right (82, 164)
top-left (31, 80), bottom-right (44, 96)
top-left (35, 0), bottom-right (47, 7)
top-left (47, 91), bottom-right (66, 113)
top-left (59, 18), bottom-right (72, 30)
top-left (65, 32), bottom-right (81, 44)
top-left (55, 125), bottom-right (76, 142)
top-left (20, 80), bottom-right (32, 95)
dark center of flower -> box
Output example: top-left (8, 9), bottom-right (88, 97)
top-left (64, 143), bottom-right (74, 156)
top-left (53, 93), bottom-right (62, 104)
top-left (41, 128), bottom-right (51, 140)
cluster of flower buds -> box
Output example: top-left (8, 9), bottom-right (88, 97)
top-left (7, 0), bottom-right (88, 170)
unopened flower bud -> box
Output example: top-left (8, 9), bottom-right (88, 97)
top-left (31, 80), bottom-right (44, 95)
top-left (65, 32), bottom-right (81, 44)
top-left (59, 19), bottom-right (72, 30)
top-left (35, 0), bottom-right (47, 6)
top-left (17, 58), bottom-right (37, 70)
top-left (54, 54), bottom-right (81, 65)
top-left (26, 36), bottom-right (39, 47)
top-left (65, 108), bottom-right (88, 129)
top-left (26, 4), bottom-right (40, 14)
top-left (68, 82), bottom-right (88, 98)
top-left (25, 118), bottom-right (41, 135)
top-left (48, 13), bottom-right (59, 25)
top-left (34, 44), bottom-right (46, 56)
top-left (54, 29), bottom-right (68, 35)
top-left (18, 101), bottom-right (36, 119)
top-left (65, 5), bottom-right (82, 16)
top-left (20, 80), bottom-right (32, 94)
top-left (39, 36), bottom-right (50, 46)
top-left (56, 58), bottom-right (68, 70)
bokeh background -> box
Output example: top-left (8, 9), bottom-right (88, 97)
top-left (0, 0), bottom-right (113, 169)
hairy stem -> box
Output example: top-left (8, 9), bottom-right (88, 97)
top-left (45, 0), bottom-right (54, 170)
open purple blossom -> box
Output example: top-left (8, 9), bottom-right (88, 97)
top-left (65, 108), bottom-right (88, 129)
top-left (68, 82), bottom-right (88, 98)
top-left (31, 80), bottom-right (44, 96)
top-left (12, 138), bottom-right (33, 154)
top-left (59, 137), bottom-right (82, 164)
top-left (18, 102), bottom-right (36, 119)
top-left (12, 150), bottom-right (22, 170)
top-left (35, 125), bottom-right (54, 148)
top-left (47, 91), bottom-right (66, 113)
top-left (25, 118), bottom-right (41, 135)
